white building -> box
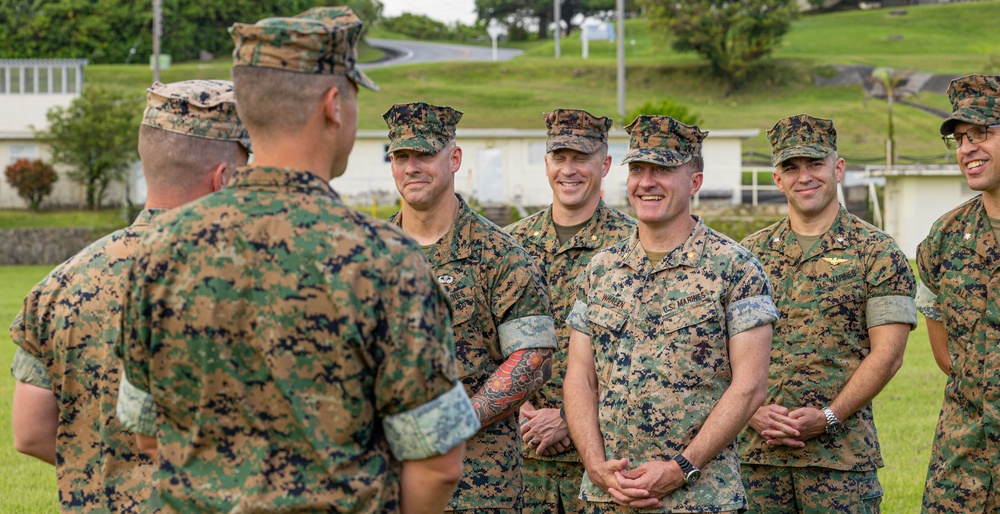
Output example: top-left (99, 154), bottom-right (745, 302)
top-left (0, 59), bottom-right (89, 208)
top-left (872, 165), bottom-right (978, 258)
top-left (334, 127), bottom-right (759, 210)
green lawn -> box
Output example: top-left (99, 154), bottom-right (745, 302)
top-left (0, 261), bottom-right (946, 513)
top-left (0, 209), bottom-right (128, 231)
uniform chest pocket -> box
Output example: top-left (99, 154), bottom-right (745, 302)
top-left (815, 278), bottom-right (865, 311)
top-left (586, 303), bottom-right (629, 333)
top-left (660, 299), bottom-right (720, 335)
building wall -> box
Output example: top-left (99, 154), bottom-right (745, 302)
top-left (883, 173), bottom-right (977, 259)
top-left (0, 93), bottom-right (78, 133)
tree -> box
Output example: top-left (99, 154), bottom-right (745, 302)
top-left (475, 0), bottom-right (616, 40)
top-left (4, 159), bottom-right (58, 211)
top-left (642, 0), bottom-right (796, 91)
top-left (621, 98), bottom-right (702, 127)
top-left (36, 88), bottom-right (141, 210)
top-left (867, 67), bottom-right (914, 168)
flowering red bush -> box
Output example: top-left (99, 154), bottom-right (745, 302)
top-left (4, 158), bottom-right (58, 211)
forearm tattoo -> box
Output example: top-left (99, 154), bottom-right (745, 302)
top-left (471, 348), bottom-right (553, 428)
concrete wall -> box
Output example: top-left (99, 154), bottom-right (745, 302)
top-left (881, 170), bottom-right (977, 258)
top-left (0, 227), bottom-right (95, 265)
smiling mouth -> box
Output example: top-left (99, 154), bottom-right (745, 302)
top-left (638, 195), bottom-right (664, 201)
top-left (559, 181), bottom-right (582, 187)
top-left (965, 160), bottom-right (988, 172)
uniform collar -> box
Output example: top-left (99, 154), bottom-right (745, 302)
top-left (767, 206), bottom-right (853, 261)
top-left (530, 200), bottom-right (621, 254)
top-left (390, 194), bottom-right (476, 265)
top-left (131, 208), bottom-right (166, 228)
top-left (621, 215), bottom-right (707, 273)
top-left (962, 196), bottom-right (1000, 260)
top-left (226, 165), bottom-right (342, 202)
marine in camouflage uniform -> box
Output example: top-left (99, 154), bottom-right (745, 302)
top-left (505, 108), bottom-right (636, 514)
top-left (116, 10), bottom-right (479, 513)
top-left (384, 101), bottom-right (558, 512)
top-left (563, 115), bottom-right (778, 513)
top-left (9, 80), bottom-right (251, 513)
top-left (917, 74), bottom-right (1000, 513)
top-left (737, 115), bottom-right (916, 514)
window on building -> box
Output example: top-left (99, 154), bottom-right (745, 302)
top-left (8, 144), bottom-right (38, 164)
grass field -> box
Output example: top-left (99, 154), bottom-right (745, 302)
top-left (0, 259), bottom-right (947, 513)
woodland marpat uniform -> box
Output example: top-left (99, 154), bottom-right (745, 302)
top-left (739, 208), bottom-right (916, 468)
top-left (567, 220), bottom-right (778, 512)
top-left (391, 196), bottom-right (557, 510)
top-left (917, 196), bottom-right (1000, 512)
top-left (118, 166), bottom-right (478, 512)
top-left (11, 210), bottom-right (162, 513)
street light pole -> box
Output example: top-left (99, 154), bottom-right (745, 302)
top-left (554, 0), bottom-right (561, 59)
top-left (153, 0), bottom-right (162, 83)
top-left (616, 0), bottom-right (625, 118)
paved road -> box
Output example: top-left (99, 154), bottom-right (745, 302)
top-left (361, 38), bottom-right (523, 69)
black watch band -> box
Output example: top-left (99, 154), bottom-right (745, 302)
top-left (672, 453), bottom-right (701, 485)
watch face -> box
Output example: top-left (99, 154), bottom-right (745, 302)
top-left (686, 469), bottom-right (701, 485)
top-left (828, 422), bottom-right (844, 435)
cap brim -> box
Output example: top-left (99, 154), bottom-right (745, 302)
top-left (621, 149), bottom-right (692, 168)
top-left (546, 137), bottom-right (602, 154)
top-left (939, 107), bottom-right (994, 135)
top-left (385, 138), bottom-right (442, 156)
top-left (772, 145), bottom-right (832, 167)
top-left (348, 69), bottom-right (379, 92)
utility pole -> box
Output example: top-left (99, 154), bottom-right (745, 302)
top-left (554, 0), bottom-right (561, 58)
top-left (616, 0), bottom-right (625, 118)
top-left (153, 0), bottom-right (162, 83)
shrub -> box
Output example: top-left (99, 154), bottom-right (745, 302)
top-left (620, 98), bottom-right (703, 127)
top-left (4, 159), bottom-right (58, 211)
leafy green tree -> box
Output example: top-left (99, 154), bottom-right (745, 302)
top-left (4, 159), bottom-right (58, 211)
top-left (642, 0), bottom-right (796, 91)
top-left (36, 88), bottom-right (141, 210)
top-left (474, 0), bottom-right (615, 40)
top-left (621, 98), bottom-right (702, 127)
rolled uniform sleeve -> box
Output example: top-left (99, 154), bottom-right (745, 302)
top-left (10, 347), bottom-right (51, 389)
top-left (117, 375), bottom-right (157, 436)
top-left (566, 299), bottom-right (591, 335)
top-left (492, 247), bottom-right (557, 356)
top-left (383, 383), bottom-right (479, 460)
top-left (915, 280), bottom-right (942, 322)
top-left (863, 238), bottom-right (917, 329)
top-left (724, 253), bottom-right (778, 337)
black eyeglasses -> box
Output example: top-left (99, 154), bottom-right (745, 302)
top-left (942, 124), bottom-right (1000, 150)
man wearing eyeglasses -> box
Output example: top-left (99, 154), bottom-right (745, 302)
top-left (563, 115), bottom-right (777, 512)
top-left (917, 73), bottom-right (1000, 514)
top-left (737, 114), bottom-right (916, 513)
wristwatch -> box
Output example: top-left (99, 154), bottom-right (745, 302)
top-left (822, 406), bottom-right (844, 435)
top-left (672, 453), bottom-right (701, 486)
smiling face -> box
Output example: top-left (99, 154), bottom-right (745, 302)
top-left (390, 141), bottom-right (461, 211)
top-left (626, 160), bottom-right (702, 231)
top-left (952, 121), bottom-right (1000, 196)
top-left (545, 148), bottom-right (611, 217)
top-left (773, 154), bottom-right (844, 222)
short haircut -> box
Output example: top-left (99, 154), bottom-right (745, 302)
top-left (138, 124), bottom-right (248, 190)
top-left (232, 66), bottom-right (351, 135)
top-left (689, 155), bottom-right (705, 173)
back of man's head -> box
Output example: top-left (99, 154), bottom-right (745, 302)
top-left (229, 7), bottom-right (378, 137)
top-left (138, 80), bottom-right (251, 206)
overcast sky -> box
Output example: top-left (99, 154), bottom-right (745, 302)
top-left (381, 0), bottom-right (478, 25)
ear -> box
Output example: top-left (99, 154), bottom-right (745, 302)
top-left (450, 145), bottom-right (463, 174)
top-left (601, 154), bottom-right (612, 178)
top-left (211, 163), bottom-right (229, 192)
top-left (689, 171), bottom-right (704, 198)
top-left (772, 169), bottom-right (784, 193)
top-left (834, 157), bottom-right (846, 183)
top-left (321, 86), bottom-right (342, 127)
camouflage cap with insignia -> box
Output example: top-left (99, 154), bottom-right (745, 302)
top-left (229, 6), bottom-right (378, 91)
top-left (383, 102), bottom-right (463, 155)
top-left (939, 74), bottom-right (1000, 135)
top-left (767, 114), bottom-right (836, 167)
top-left (141, 80), bottom-right (252, 154)
top-left (545, 108), bottom-right (612, 154)
top-left (621, 115), bottom-right (707, 167)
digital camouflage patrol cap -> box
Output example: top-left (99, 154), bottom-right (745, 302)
top-left (939, 74), bottom-right (1000, 135)
top-left (383, 102), bottom-right (463, 155)
top-left (545, 108), bottom-right (612, 154)
top-left (621, 115), bottom-right (707, 167)
top-left (141, 80), bottom-right (252, 154)
top-left (767, 114), bottom-right (836, 167)
top-left (229, 6), bottom-right (378, 91)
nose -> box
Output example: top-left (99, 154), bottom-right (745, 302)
top-left (956, 134), bottom-right (980, 152)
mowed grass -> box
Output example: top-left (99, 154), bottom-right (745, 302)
top-left (0, 209), bottom-right (128, 231)
top-left (78, 2), bottom-right (1000, 163)
top-left (1, 259), bottom-right (947, 513)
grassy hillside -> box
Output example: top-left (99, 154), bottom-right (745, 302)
top-left (83, 2), bottom-right (1000, 164)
